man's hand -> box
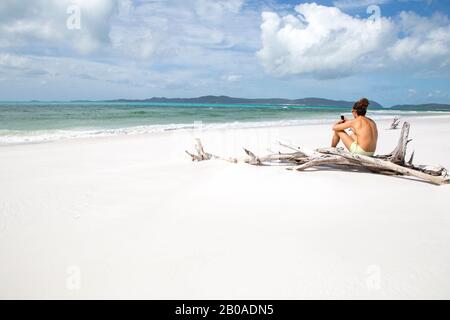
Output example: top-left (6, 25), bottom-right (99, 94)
top-left (333, 118), bottom-right (352, 131)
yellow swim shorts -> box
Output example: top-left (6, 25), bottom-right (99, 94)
top-left (350, 141), bottom-right (374, 156)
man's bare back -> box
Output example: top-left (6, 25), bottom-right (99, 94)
top-left (348, 116), bottom-right (378, 152)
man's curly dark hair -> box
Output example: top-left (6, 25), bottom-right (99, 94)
top-left (353, 98), bottom-right (369, 116)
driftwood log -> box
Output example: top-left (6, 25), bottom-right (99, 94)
top-left (186, 122), bottom-right (449, 186)
top-left (390, 117), bottom-right (401, 130)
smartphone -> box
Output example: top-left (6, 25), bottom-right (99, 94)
top-left (340, 115), bottom-right (345, 121)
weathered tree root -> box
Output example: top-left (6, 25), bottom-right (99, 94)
top-left (185, 122), bottom-right (449, 185)
top-left (390, 117), bottom-right (401, 130)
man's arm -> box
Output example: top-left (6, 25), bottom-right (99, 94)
top-left (332, 119), bottom-right (354, 131)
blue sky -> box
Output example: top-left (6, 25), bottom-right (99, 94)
top-left (0, 0), bottom-right (449, 106)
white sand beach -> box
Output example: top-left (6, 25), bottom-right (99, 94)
top-left (1, 116), bottom-right (450, 299)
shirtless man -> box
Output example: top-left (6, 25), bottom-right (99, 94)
top-left (331, 98), bottom-right (378, 156)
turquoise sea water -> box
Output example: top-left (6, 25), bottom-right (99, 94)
top-left (0, 101), bottom-right (447, 144)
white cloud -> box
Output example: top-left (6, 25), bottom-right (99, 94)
top-left (0, 52), bottom-right (204, 91)
top-left (389, 11), bottom-right (450, 63)
top-left (408, 88), bottom-right (417, 97)
top-left (398, 0), bottom-right (434, 4)
top-left (257, 3), bottom-right (395, 78)
top-left (0, 0), bottom-right (263, 97)
top-left (194, 0), bottom-right (244, 20)
top-left (257, 2), bottom-right (450, 79)
top-left (0, 0), bottom-right (120, 54)
top-left (0, 53), bottom-right (30, 69)
top-left (0, 0), bottom-right (259, 71)
top-left (223, 74), bottom-right (242, 82)
top-left (109, 0), bottom-right (258, 62)
top-left (333, 0), bottom-right (390, 9)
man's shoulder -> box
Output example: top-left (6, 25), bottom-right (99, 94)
top-left (365, 117), bottom-right (378, 129)
top-left (364, 116), bottom-right (375, 123)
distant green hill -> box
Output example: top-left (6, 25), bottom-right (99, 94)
top-left (102, 96), bottom-right (450, 110)
top-left (390, 104), bottom-right (450, 111)
top-left (110, 95), bottom-right (384, 108)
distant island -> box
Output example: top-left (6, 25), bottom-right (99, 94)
top-left (390, 103), bottom-right (450, 111)
top-left (105, 96), bottom-right (450, 110)
top-left (107, 95), bottom-right (384, 108)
